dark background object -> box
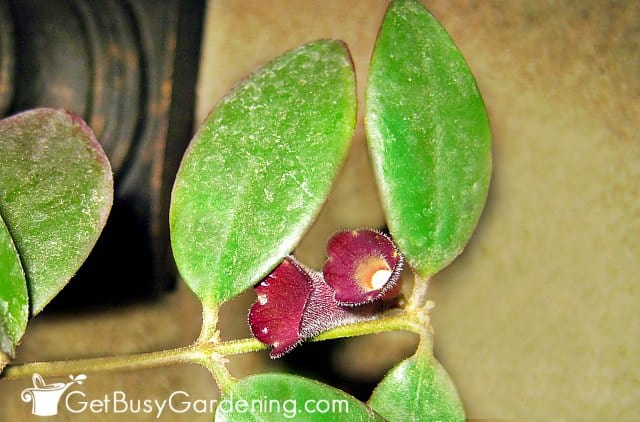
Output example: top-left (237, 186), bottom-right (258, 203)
top-left (0, 0), bottom-right (205, 307)
top-left (0, 1), bottom-right (14, 115)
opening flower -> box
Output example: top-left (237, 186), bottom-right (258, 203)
top-left (323, 229), bottom-right (403, 305)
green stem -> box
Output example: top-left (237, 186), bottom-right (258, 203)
top-left (211, 337), bottom-right (267, 355)
top-left (1, 346), bottom-right (196, 380)
top-left (1, 310), bottom-right (427, 382)
top-left (312, 311), bottom-right (424, 342)
top-left (0, 352), bottom-right (9, 374)
top-left (191, 349), bottom-right (236, 393)
top-left (406, 273), bottom-right (431, 310)
top-left (197, 304), bottom-right (221, 343)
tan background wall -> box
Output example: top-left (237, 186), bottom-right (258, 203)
top-left (1, 1), bottom-right (638, 420)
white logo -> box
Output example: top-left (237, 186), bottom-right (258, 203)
top-left (21, 373), bottom-right (87, 416)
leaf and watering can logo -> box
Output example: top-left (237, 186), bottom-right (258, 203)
top-left (20, 373), bottom-right (87, 416)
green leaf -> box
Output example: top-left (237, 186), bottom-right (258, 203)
top-left (170, 40), bottom-right (357, 306)
top-left (366, 0), bottom-right (491, 277)
top-left (215, 373), bottom-right (383, 421)
top-left (368, 346), bottom-right (465, 421)
top-left (0, 108), bottom-right (113, 315)
top-left (0, 213), bottom-right (28, 362)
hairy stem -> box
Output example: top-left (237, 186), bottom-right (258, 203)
top-left (198, 304), bottom-right (221, 343)
top-left (406, 273), bottom-right (431, 310)
top-left (191, 349), bottom-right (236, 393)
top-left (0, 352), bottom-right (9, 373)
top-left (1, 346), bottom-right (197, 380)
top-left (1, 310), bottom-right (428, 382)
top-left (312, 311), bottom-right (424, 342)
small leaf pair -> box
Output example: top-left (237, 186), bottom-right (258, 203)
top-left (249, 229), bottom-right (402, 358)
top-left (216, 346), bottom-right (465, 422)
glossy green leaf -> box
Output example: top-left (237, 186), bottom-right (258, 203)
top-left (0, 213), bottom-right (28, 364)
top-left (366, 0), bottom-right (491, 277)
top-left (215, 373), bottom-right (383, 421)
top-left (170, 40), bottom-right (357, 306)
top-left (0, 108), bottom-right (113, 315)
top-left (369, 346), bottom-right (465, 421)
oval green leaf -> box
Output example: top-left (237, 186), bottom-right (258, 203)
top-left (0, 108), bottom-right (113, 315)
top-left (170, 40), bottom-right (357, 306)
top-left (366, 0), bottom-right (491, 277)
top-left (368, 346), bottom-right (465, 421)
top-left (215, 373), bottom-right (383, 421)
top-left (0, 213), bottom-right (28, 365)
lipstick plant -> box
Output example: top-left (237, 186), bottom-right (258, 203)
top-left (0, 1), bottom-right (490, 420)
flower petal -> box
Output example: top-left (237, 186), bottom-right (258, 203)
top-left (300, 271), bottom-right (380, 339)
top-left (248, 257), bottom-right (313, 358)
top-left (249, 255), bottom-right (382, 358)
top-left (323, 229), bottom-right (403, 305)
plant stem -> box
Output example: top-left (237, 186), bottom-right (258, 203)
top-left (1, 346), bottom-right (197, 380)
top-left (210, 337), bottom-right (267, 355)
top-left (1, 310), bottom-right (427, 382)
top-left (406, 273), bottom-right (431, 310)
top-left (0, 352), bottom-right (8, 372)
top-left (197, 304), bottom-right (221, 343)
top-left (194, 351), bottom-right (236, 394)
top-left (312, 311), bottom-right (424, 342)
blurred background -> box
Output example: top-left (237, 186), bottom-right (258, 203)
top-left (0, 0), bottom-right (638, 420)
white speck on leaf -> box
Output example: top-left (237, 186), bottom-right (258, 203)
top-left (264, 188), bottom-right (274, 202)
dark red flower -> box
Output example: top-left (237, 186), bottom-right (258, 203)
top-left (249, 229), bottom-right (404, 358)
top-left (248, 257), bottom-right (313, 358)
top-left (323, 229), bottom-right (403, 305)
top-left (249, 256), bottom-right (378, 358)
